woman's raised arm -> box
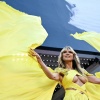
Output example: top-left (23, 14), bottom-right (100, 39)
top-left (29, 49), bottom-right (60, 81)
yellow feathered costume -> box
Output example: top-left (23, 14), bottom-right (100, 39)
top-left (0, 1), bottom-right (100, 100)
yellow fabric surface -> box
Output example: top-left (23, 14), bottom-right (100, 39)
top-left (0, 1), bottom-right (48, 57)
top-left (70, 32), bottom-right (100, 52)
top-left (0, 1), bottom-right (57, 100)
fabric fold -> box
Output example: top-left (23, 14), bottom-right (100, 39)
top-left (71, 32), bottom-right (100, 52)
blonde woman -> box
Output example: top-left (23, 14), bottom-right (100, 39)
top-left (30, 46), bottom-right (100, 100)
top-left (0, 2), bottom-right (100, 100)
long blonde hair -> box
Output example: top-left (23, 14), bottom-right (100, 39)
top-left (58, 46), bottom-right (84, 75)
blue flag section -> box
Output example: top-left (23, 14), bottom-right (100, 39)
top-left (3, 0), bottom-right (100, 52)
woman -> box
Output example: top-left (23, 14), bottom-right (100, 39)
top-left (30, 46), bottom-right (100, 100)
top-left (0, 1), bottom-right (100, 100)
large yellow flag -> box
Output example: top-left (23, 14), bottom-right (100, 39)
top-left (0, 1), bottom-right (57, 100)
top-left (71, 32), bottom-right (100, 52)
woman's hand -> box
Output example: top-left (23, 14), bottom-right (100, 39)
top-left (29, 49), bottom-right (42, 61)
